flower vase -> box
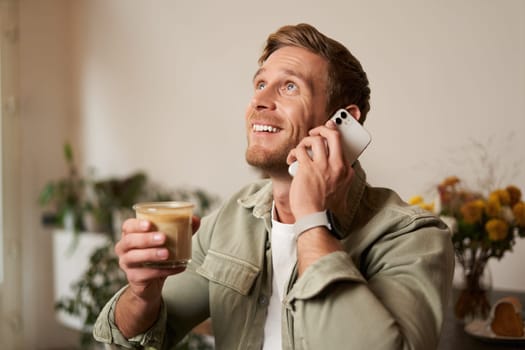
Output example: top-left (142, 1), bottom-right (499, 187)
top-left (454, 259), bottom-right (492, 322)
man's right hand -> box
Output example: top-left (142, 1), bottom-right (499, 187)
top-left (116, 218), bottom-right (183, 301)
top-left (113, 216), bottom-right (200, 338)
top-left (116, 217), bottom-right (201, 300)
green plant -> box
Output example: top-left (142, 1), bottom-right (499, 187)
top-left (56, 243), bottom-right (126, 348)
top-left (39, 142), bottom-right (86, 232)
top-left (39, 142), bottom-right (168, 241)
top-left (89, 171), bottom-right (148, 236)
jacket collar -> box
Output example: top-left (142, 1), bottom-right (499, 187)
top-left (237, 161), bottom-right (367, 238)
top-left (237, 180), bottom-right (273, 219)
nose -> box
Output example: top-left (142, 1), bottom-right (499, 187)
top-left (250, 87), bottom-right (277, 111)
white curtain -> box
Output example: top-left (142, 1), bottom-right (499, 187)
top-left (0, 0), bottom-right (23, 348)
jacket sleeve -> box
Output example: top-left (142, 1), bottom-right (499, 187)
top-left (284, 215), bottom-right (454, 350)
top-left (92, 285), bottom-right (169, 349)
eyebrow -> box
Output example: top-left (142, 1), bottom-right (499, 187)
top-left (252, 68), bottom-right (265, 82)
top-left (252, 67), bottom-right (315, 93)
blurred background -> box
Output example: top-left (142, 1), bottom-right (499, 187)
top-left (1, 0), bottom-right (524, 348)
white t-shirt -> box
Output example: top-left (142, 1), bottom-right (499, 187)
top-left (262, 205), bottom-right (297, 350)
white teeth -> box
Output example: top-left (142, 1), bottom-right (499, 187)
top-left (253, 124), bottom-right (278, 133)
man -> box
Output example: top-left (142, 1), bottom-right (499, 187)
top-left (94, 23), bottom-right (454, 349)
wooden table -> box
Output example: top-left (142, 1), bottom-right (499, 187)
top-left (438, 289), bottom-right (525, 349)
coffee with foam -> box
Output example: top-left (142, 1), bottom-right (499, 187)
top-left (134, 201), bottom-right (194, 268)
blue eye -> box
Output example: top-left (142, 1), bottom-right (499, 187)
top-left (285, 82), bottom-right (297, 91)
top-left (256, 81), bottom-right (266, 90)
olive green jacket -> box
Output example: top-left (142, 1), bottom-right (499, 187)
top-left (93, 163), bottom-right (454, 350)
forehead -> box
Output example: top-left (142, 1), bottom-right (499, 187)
top-left (256, 46), bottom-right (328, 87)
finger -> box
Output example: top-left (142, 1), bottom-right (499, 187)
top-left (287, 142), bottom-right (312, 165)
top-left (286, 148), bottom-right (298, 165)
top-left (122, 218), bottom-right (155, 235)
top-left (309, 126), bottom-right (344, 163)
top-left (291, 136), bottom-right (328, 166)
top-left (325, 119), bottom-right (337, 129)
top-left (309, 125), bottom-right (339, 144)
top-left (115, 232), bottom-right (166, 256)
top-left (304, 135), bottom-right (328, 161)
top-left (119, 246), bottom-right (170, 268)
top-left (287, 134), bottom-right (320, 165)
top-left (286, 149), bottom-right (297, 165)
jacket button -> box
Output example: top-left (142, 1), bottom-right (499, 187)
top-left (258, 295), bottom-right (268, 306)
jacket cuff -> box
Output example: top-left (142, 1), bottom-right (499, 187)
top-left (93, 285), bottom-right (167, 349)
top-left (285, 251), bottom-right (366, 302)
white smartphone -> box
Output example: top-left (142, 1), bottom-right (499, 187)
top-left (288, 108), bottom-right (371, 177)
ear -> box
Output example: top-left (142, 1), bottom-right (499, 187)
top-left (345, 104), bottom-right (361, 121)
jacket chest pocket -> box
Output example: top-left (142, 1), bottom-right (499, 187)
top-left (196, 249), bottom-right (260, 295)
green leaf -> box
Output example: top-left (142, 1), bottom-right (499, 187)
top-left (38, 183), bottom-right (56, 206)
top-left (64, 142), bottom-right (73, 163)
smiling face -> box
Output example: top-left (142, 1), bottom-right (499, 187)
top-left (245, 46), bottom-right (329, 174)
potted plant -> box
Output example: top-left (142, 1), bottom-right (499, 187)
top-left (410, 177), bottom-right (525, 322)
top-left (41, 142), bottom-right (219, 348)
top-left (88, 171), bottom-right (148, 238)
top-left (39, 142), bottom-right (87, 233)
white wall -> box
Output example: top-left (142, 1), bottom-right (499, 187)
top-left (18, 0), bottom-right (525, 347)
top-left (70, 0), bottom-right (525, 288)
top-left (19, 0), bottom-right (79, 348)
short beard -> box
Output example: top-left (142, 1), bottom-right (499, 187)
top-left (245, 144), bottom-right (293, 174)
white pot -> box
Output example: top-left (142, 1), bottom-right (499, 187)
top-left (52, 229), bottom-right (110, 331)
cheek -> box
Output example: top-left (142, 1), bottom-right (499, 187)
top-left (285, 106), bottom-right (317, 135)
top-left (245, 104), bottom-right (253, 118)
top-left (244, 106), bottom-right (254, 126)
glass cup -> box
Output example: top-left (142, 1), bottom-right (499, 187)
top-left (133, 201), bottom-right (194, 268)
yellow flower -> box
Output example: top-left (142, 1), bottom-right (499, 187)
top-left (485, 218), bottom-right (509, 241)
top-left (408, 195), bottom-right (434, 212)
top-left (485, 195), bottom-right (501, 218)
top-left (507, 185), bottom-right (522, 206)
top-left (490, 189), bottom-right (511, 206)
top-left (421, 203), bottom-right (435, 212)
top-left (513, 201), bottom-right (525, 227)
top-left (460, 200), bottom-right (485, 224)
top-left (408, 195), bottom-right (424, 205)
